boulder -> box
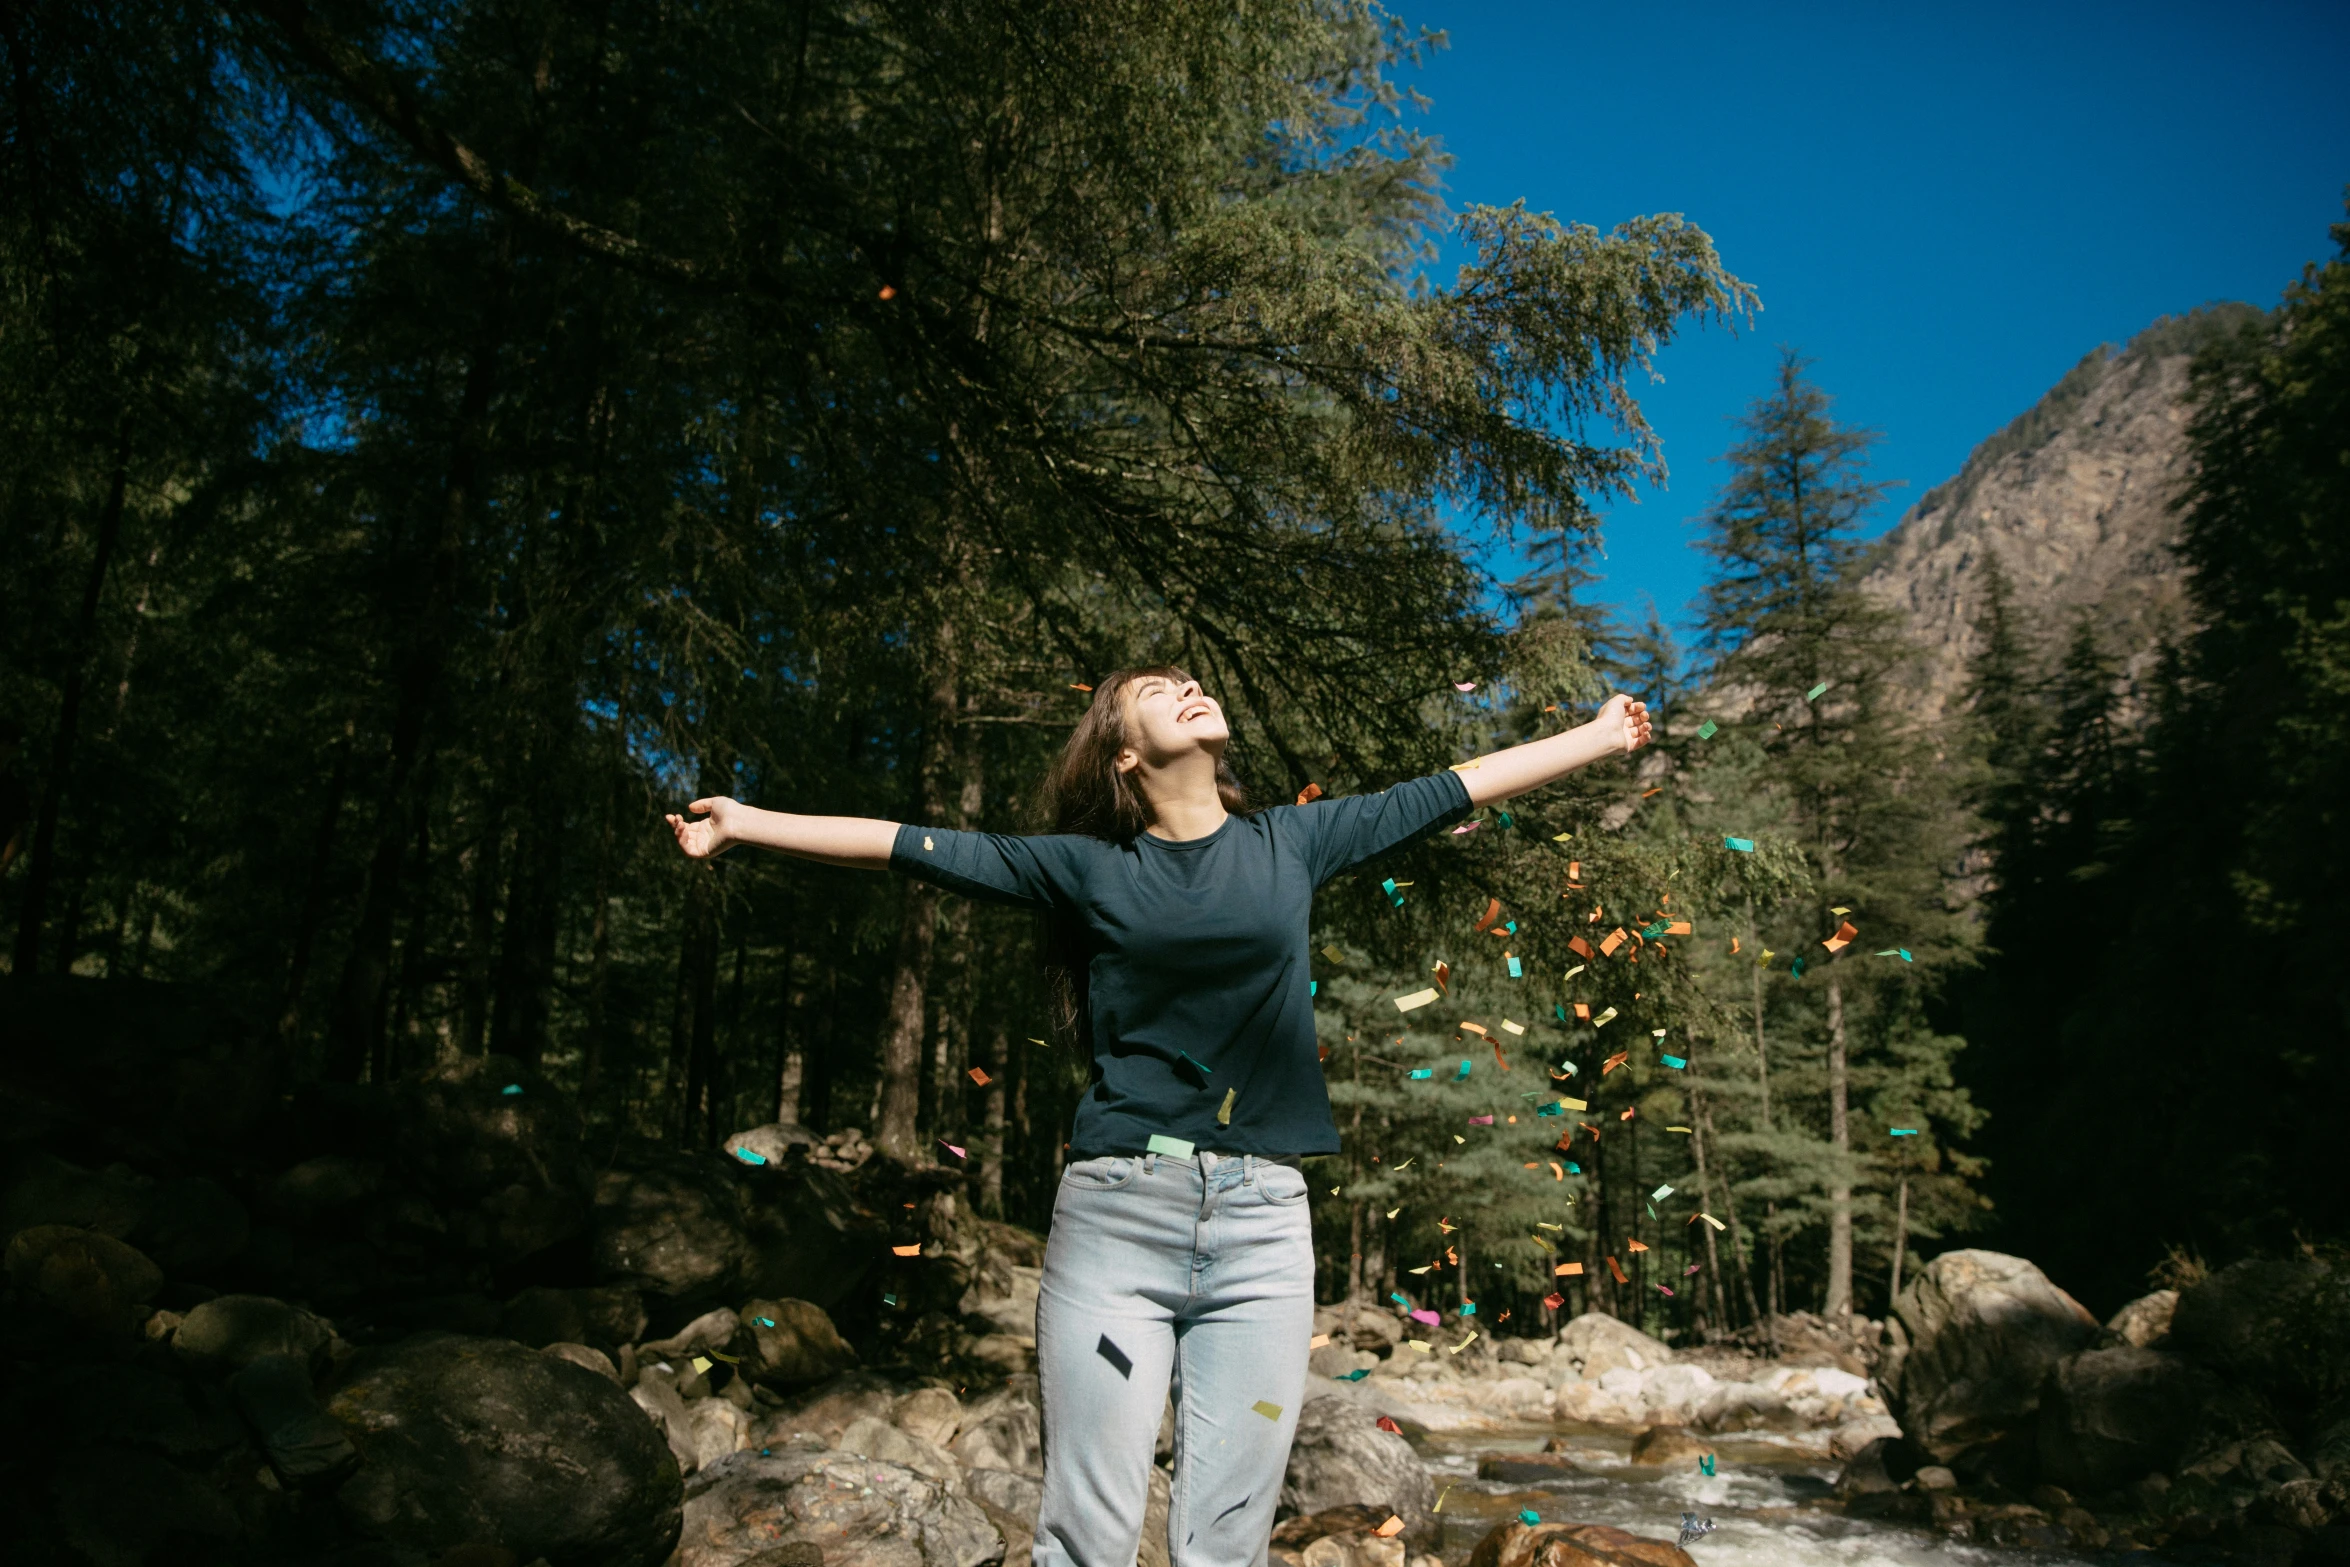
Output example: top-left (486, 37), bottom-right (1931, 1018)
top-left (174, 1294), bottom-right (336, 1377)
top-left (732, 1298), bottom-right (857, 1388)
top-left (1554, 1314), bottom-right (1671, 1381)
top-left (2169, 1256), bottom-right (2350, 1427)
top-left (0, 1151), bottom-right (153, 1242)
top-left (1628, 1426), bottom-right (1709, 1465)
top-left (631, 1367), bottom-right (702, 1472)
top-left (2035, 1346), bottom-right (2223, 1491)
top-left (326, 1333), bottom-right (681, 1565)
top-left (2103, 1289), bottom-right (2177, 1348)
top-left (1272, 1504), bottom-right (1409, 1562)
top-left (1831, 1415), bottom-right (1904, 1460)
top-left (1317, 1301), bottom-right (1404, 1351)
top-left (1637, 1365), bottom-right (1717, 1423)
top-left (1281, 1394), bottom-right (1436, 1548)
top-left (686, 1397), bottom-right (756, 1471)
top-left (131, 1176), bottom-right (249, 1280)
top-left (4, 1224), bottom-right (163, 1336)
top-left (386, 1060), bottom-right (592, 1267)
top-left (1836, 1434), bottom-right (1924, 1497)
top-left (232, 1350), bottom-right (359, 1485)
top-left (963, 1466), bottom-right (1042, 1566)
top-left (1467, 1520), bottom-right (1698, 1567)
top-left (680, 1448), bottom-right (1000, 1567)
top-left (840, 1414), bottom-right (961, 1488)
top-left (500, 1283), bottom-right (646, 1350)
top-left (1689, 1381), bottom-right (1794, 1434)
top-left (1879, 1250), bottom-right (2098, 1469)
top-left (955, 1245), bottom-right (1041, 1338)
top-left (648, 1306), bottom-right (741, 1361)
top-left (950, 1384), bottom-right (1043, 1477)
top-left (760, 1371), bottom-right (906, 1447)
top-left (893, 1386), bottom-right (961, 1449)
top-left (544, 1341), bottom-right (621, 1382)
top-left (591, 1144), bottom-right (878, 1311)
top-left (723, 1122), bottom-right (819, 1169)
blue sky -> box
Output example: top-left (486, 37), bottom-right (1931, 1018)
top-left (1400, 0), bottom-right (2350, 641)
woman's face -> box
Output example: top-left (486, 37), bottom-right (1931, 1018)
top-left (1115, 672), bottom-right (1229, 772)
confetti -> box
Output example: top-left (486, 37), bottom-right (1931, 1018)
top-left (1555, 1261), bottom-right (1585, 1276)
top-left (1393, 987), bottom-right (1440, 1012)
top-left (967, 1067), bottom-right (992, 1086)
top-left (1628, 1239), bottom-right (1650, 1253)
top-left (1601, 1050), bottom-right (1629, 1073)
top-left (1296, 782), bottom-right (1324, 806)
top-left (940, 1141), bottom-right (967, 1159)
top-left (1310, 1333), bottom-right (1331, 1348)
top-left (734, 1148), bottom-right (768, 1165)
top-left (1447, 1331), bottom-right (1478, 1354)
top-left (1070, 682), bottom-right (1093, 691)
top-left (1450, 821), bottom-right (1483, 836)
top-left (1660, 1054), bottom-right (1687, 1069)
top-left (1146, 1133), bottom-right (1195, 1158)
top-left (1652, 1184), bottom-right (1675, 1200)
top-left (1876, 947), bottom-right (1914, 962)
top-left (1543, 1292), bottom-right (1566, 1309)
top-left (1890, 1127), bottom-right (1920, 1136)
top-left (1557, 1095), bottom-right (1588, 1111)
top-left (1252, 1400), bottom-right (1282, 1420)
top-left (879, 284), bottom-right (898, 299)
top-left (1696, 719), bottom-right (1719, 740)
top-left (500, 1084), bottom-right (523, 1096)
top-left (1474, 897), bottom-right (1502, 932)
top-left (891, 1244), bottom-right (922, 1257)
top-left (1700, 1453), bottom-right (1717, 1477)
top-left (1658, 1284), bottom-right (1676, 1297)
top-left (1217, 1088), bottom-right (1237, 1126)
top-left (1096, 1335), bottom-right (1133, 1378)
top-left (1501, 1019), bottom-right (1526, 1035)
top-left (1684, 1264), bottom-right (1702, 1276)
top-left (1468, 1114), bottom-right (1494, 1126)
top-left (1806, 681), bottom-right (1830, 700)
top-left (1410, 1308), bottom-right (1441, 1326)
top-left (1458, 1020), bottom-right (1489, 1037)
top-left (1667, 1125), bottom-right (1692, 1133)
top-left (1338, 1368), bottom-right (1372, 1382)
top-left (1408, 1068), bottom-right (1433, 1080)
top-left (1599, 928), bottom-right (1628, 957)
top-left (1432, 1482), bottom-right (1452, 1511)
top-left (1606, 1256), bottom-right (1629, 1283)
top-left (1696, 1213), bottom-right (1726, 1230)
top-left (1823, 921), bottom-right (1858, 953)
top-left (1592, 1007), bottom-right (1619, 1028)
top-left (691, 1355), bottom-right (713, 1373)
top-left (1375, 1516), bottom-right (1407, 1539)
top-left (1454, 681), bottom-right (1477, 692)
top-left (1724, 836), bottom-right (1755, 853)
top-left (1521, 1509), bottom-right (1544, 1524)
top-left (1453, 1060), bottom-right (1472, 1081)
top-left (756, 1317), bottom-right (776, 1328)
top-left (1507, 953), bottom-right (1523, 977)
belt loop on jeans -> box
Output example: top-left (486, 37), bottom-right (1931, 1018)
top-left (1243, 1153), bottom-right (1256, 1185)
top-left (1143, 1152), bottom-right (1157, 1177)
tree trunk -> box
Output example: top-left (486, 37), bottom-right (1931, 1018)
top-left (1889, 1172), bottom-right (1911, 1304)
top-left (1688, 1087), bottom-right (1731, 1337)
top-left (327, 299), bottom-right (504, 1081)
top-left (14, 420), bottom-right (132, 975)
top-left (1824, 972), bottom-right (1853, 1315)
top-left (875, 633), bottom-right (959, 1162)
top-left (456, 805), bottom-right (505, 1056)
top-left (279, 721), bottom-right (356, 1047)
top-left (979, 1020), bottom-right (1008, 1216)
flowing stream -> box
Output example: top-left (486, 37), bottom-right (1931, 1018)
top-left (1415, 1427), bottom-right (2099, 1567)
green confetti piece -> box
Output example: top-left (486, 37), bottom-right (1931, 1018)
top-left (1653, 1183), bottom-right (1675, 1200)
top-left (1696, 719), bottom-right (1718, 740)
top-left (1251, 1400), bottom-right (1283, 1420)
top-left (1806, 681), bottom-right (1830, 700)
top-left (1147, 1133), bottom-right (1195, 1159)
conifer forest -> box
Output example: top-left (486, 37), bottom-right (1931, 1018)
top-left (1, 5), bottom-right (2345, 1566)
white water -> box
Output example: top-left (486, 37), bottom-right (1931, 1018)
top-left (1415, 1427), bottom-right (2099, 1567)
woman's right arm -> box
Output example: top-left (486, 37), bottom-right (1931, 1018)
top-left (665, 796), bottom-right (898, 870)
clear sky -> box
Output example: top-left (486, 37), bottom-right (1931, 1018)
top-left (1400, 0), bottom-right (2350, 640)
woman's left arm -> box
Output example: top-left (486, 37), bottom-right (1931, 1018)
top-left (1455, 692), bottom-right (1652, 806)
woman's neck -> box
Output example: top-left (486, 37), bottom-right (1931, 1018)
top-left (1138, 754), bottom-right (1230, 842)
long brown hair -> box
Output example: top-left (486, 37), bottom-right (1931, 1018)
top-left (1036, 666), bottom-right (1252, 1037)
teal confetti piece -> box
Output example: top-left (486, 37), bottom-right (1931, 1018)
top-left (1453, 1059), bottom-right (1472, 1081)
top-left (1891, 1128), bottom-right (1920, 1136)
top-left (1806, 681), bottom-right (1830, 700)
top-left (500, 1084), bottom-right (523, 1095)
top-left (734, 1147), bottom-right (768, 1165)
top-left (1497, 811), bottom-right (1514, 829)
top-left (1555, 1003), bottom-right (1569, 1023)
top-left (1176, 1050), bottom-right (1212, 1083)
top-left (1389, 1292), bottom-right (1409, 1307)
top-left (882, 1293), bottom-right (899, 1306)
top-left (1696, 719), bottom-right (1718, 740)
top-left (1459, 1301), bottom-right (1477, 1315)
top-left (1506, 955), bottom-right (1523, 978)
top-left (1700, 1453), bottom-right (1717, 1476)
top-left (756, 1317), bottom-right (776, 1327)
top-left (1641, 921), bottom-right (1670, 939)
top-left (1309, 980), bottom-right (1317, 996)
top-left (1521, 1509), bottom-right (1543, 1525)
top-left (1504, 919), bottom-right (1518, 934)
top-left (1652, 1183), bottom-right (1675, 1200)
top-left (1536, 1101), bottom-right (1563, 1116)
top-left (1409, 1068), bottom-right (1433, 1080)
top-left (1337, 1368), bottom-right (1371, 1381)
top-left (1564, 1161), bottom-right (1581, 1174)
top-left (1724, 836), bottom-right (1754, 853)
top-left (1660, 1054), bottom-right (1686, 1069)
top-left (1147, 1133), bottom-right (1196, 1158)
top-left (1791, 955), bottom-right (1807, 979)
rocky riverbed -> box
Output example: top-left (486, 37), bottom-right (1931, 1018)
top-left (1, 999), bottom-right (2344, 1566)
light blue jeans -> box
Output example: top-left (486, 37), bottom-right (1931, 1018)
top-left (1032, 1150), bottom-right (1315, 1567)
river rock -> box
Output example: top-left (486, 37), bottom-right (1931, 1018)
top-left (1836, 1434), bottom-right (1924, 1497)
top-left (1554, 1314), bottom-right (1671, 1380)
top-left (2034, 1345), bottom-right (2220, 1491)
top-left (0, 1150), bottom-right (154, 1241)
top-left (964, 1466), bottom-right (1042, 1565)
top-left (2168, 1256), bottom-right (2350, 1426)
top-left (1879, 1250), bottom-right (2097, 1470)
top-left (500, 1282), bottom-right (647, 1350)
top-left (2103, 1289), bottom-right (2177, 1347)
top-left (1628, 1426), bottom-right (1709, 1465)
top-left (1636, 1365), bottom-right (1717, 1423)
top-left (269, 1154), bottom-right (388, 1223)
top-left (680, 1448), bottom-right (1001, 1567)
top-left (174, 1293), bottom-right (336, 1376)
top-left (1281, 1394), bottom-right (1436, 1548)
top-left (387, 1061), bottom-right (591, 1267)
top-left (326, 1332), bottom-right (681, 1565)
top-left (1467, 1519), bottom-right (1698, 1567)
top-left (724, 1122), bottom-right (819, 1168)
top-left (950, 1383), bottom-right (1043, 1476)
top-left (956, 1243), bottom-right (1041, 1338)
top-left (5, 1224), bottom-right (163, 1336)
top-left (894, 1386), bottom-right (961, 1448)
top-left (632, 1366), bottom-right (702, 1471)
top-left (732, 1297), bottom-right (857, 1387)
top-left (649, 1305), bottom-right (741, 1360)
top-left (591, 1144), bottom-right (877, 1311)
top-left (232, 1350), bottom-right (358, 1485)
top-left (841, 1414), bottom-right (962, 1489)
top-left (544, 1341), bottom-right (621, 1381)
top-left (63, 1358), bottom-right (244, 1457)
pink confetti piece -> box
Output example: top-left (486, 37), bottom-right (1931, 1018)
top-left (1454, 681), bottom-right (1477, 692)
top-left (1467, 1114), bottom-right (1494, 1126)
top-left (1411, 1308), bottom-right (1441, 1326)
top-left (939, 1141), bottom-right (967, 1159)
top-left (1657, 1284), bottom-right (1675, 1296)
top-left (1450, 821), bottom-right (1482, 835)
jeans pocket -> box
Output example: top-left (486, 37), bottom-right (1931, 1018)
top-left (1256, 1165), bottom-right (1310, 1206)
top-left (1059, 1155), bottom-right (1137, 1192)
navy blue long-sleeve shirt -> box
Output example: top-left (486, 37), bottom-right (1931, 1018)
top-left (890, 770), bottom-right (1473, 1157)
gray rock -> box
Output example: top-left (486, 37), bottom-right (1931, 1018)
top-left (501, 1282), bottom-right (647, 1350)
top-left (174, 1294), bottom-right (335, 1377)
top-left (1553, 1313), bottom-right (1672, 1380)
top-left (963, 1466), bottom-right (1042, 1521)
top-left (1881, 1250), bottom-right (2097, 1467)
top-left (232, 1350), bottom-right (358, 1484)
top-left (2035, 1345), bottom-right (2219, 1491)
top-left (2169, 1256), bottom-right (2350, 1426)
top-left (893, 1386), bottom-right (961, 1449)
top-left (544, 1341), bottom-right (621, 1382)
top-left (1310, 1342), bottom-right (1381, 1379)
top-left (327, 1333), bottom-right (681, 1565)
top-left (949, 1387), bottom-right (1043, 1477)
top-left (591, 1145), bottom-right (879, 1310)
top-left (681, 1448), bottom-right (1001, 1567)
top-left (632, 1366), bottom-right (703, 1471)
top-left (1280, 1394), bottom-right (1436, 1549)
top-left (2103, 1289), bottom-right (2177, 1348)
top-left (64, 1361), bottom-right (244, 1457)
top-left (733, 1298), bottom-right (857, 1388)
top-left (1835, 1434), bottom-right (1923, 1497)
top-left (0, 1151), bottom-right (152, 1242)
top-left (51, 1444), bottom-right (244, 1565)
top-left (760, 1371), bottom-right (904, 1447)
top-left (724, 1122), bottom-right (819, 1168)
top-left (647, 1306), bottom-right (742, 1360)
top-left (956, 1246), bottom-right (1040, 1338)
top-left (4, 1224), bottom-right (163, 1336)
top-left (840, 1414), bottom-right (961, 1488)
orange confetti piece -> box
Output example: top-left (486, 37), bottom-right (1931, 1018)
top-left (1628, 1239), bottom-right (1650, 1253)
top-left (1599, 928), bottom-right (1628, 957)
top-left (1475, 897), bottom-right (1502, 932)
top-left (1619, 1106), bottom-right (1636, 1121)
top-left (1601, 1051), bottom-right (1630, 1074)
top-left (1730, 936), bottom-right (1741, 955)
top-left (878, 284), bottom-right (898, 299)
top-left (1432, 961), bottom-right (1451, 994)
top-left (1573, 1002), bottom-right (1591, 1020)
top-left (1549, 1162), bottom-right (1564, 1181)
top-left (891, 1244), bottom-right (922, 1257)
top-left (1823, 920), bottom-right (1859, 953)
top-left (1375, 1517), bottom-right (1407, 1539)
top-left (1295, 782), bottom-right (1324, 806)
top-left (1458, 1020), bottom-right (1488, 1037)
top-left (1606, 1255), bottom-right (1629, 1284)
top-left (967, 1067), bottom-right (992, 1086)
top-left (1568, 936), bottom-right (1594, 961)
top-left (1642, 787), bottom-right (1663, 799)
top-left (1069, 682), bottom-right (1093, 691)
top-left (1664, 921), bottom-right (1692, 936)
top-left (1556, 1261), bottom-right (1585, 1276)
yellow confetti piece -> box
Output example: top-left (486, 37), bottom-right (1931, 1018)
top-left (1831, 906), bottom-right (1851, 915)
top-left (1697, 1213), bottom-right (1727, 1230)
top-left (1216, 1088), bottom-right (1236, 1126)
top-left (1447, 1331), bottom-right (1479, 1355)
top-left (1321, 945), bottom-right (1346, 963)
top-left (1563, 964), bottom-right (1586, 980)
top-left (1434, 1483), bottom-right (1455, 1512)
top-left (1501, 1019), bottom-right (1526, 1035)
top-left (1557, 1096), bottom-right (1588, 1111)
top-left (1252, 1400), bottom-right (1283, 1420)
top-left (1667, 1125), bottom-right (1693, 1133)
top-left (1310, 1333), bottom-right (1331, 1348)
top-left (1404, 1340), bottom-right (1433, 1354)
top-left (1385, 1206), bottom-right (1401, 1219)
top-left (1393, 987), bottom-right (1440, 1012)
top-left (690, 1356), bottom-right (713, 1374)
top-left (1591, 1007), bottom-right (1618, 1028)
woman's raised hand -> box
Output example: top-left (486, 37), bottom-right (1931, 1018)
top-left (1598, 692), bottom-right (1653, 754)
top-left (666, 796), bottom-right (740, 859)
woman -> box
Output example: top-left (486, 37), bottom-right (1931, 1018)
top-left (668, 668), bottom-right (1651, 1567)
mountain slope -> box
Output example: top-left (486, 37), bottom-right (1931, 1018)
top-left (1863, 305), bottom-right (2261, 723)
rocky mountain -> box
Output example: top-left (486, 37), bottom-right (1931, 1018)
top-left (1863, 305), bottom-right (2262, 726)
